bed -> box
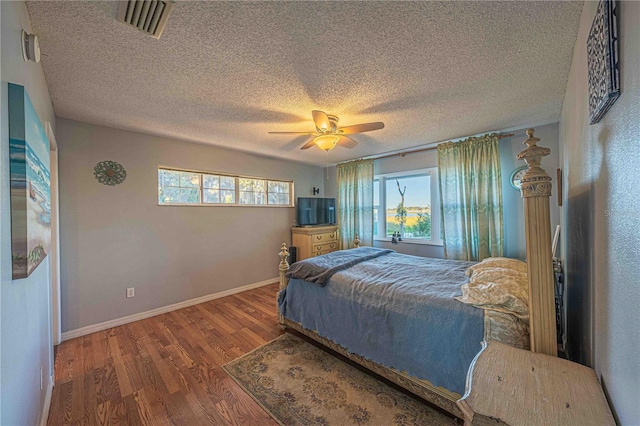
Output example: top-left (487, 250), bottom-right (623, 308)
top-left (276, 129), bottom-right (557, 417)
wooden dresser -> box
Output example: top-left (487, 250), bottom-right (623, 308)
top-left (291, 225), bottom-right (339, 261)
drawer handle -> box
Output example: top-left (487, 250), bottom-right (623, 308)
top-left (330, 244), bottom-right (336, 249)
top-left (316, 235), bottom-right (322, 240)
top-left (330, 233), bottom-right (335, 238)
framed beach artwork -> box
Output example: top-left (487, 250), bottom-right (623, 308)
top-left (9, 83), bottom-right (51, 279)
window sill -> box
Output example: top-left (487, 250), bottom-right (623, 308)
top-left (374, 237), bottom-right (443, 247)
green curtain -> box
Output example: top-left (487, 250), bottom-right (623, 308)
top-left (437, 135), bottom-right (503, 261)
top-left (337, 159), bottom-right (374, 249)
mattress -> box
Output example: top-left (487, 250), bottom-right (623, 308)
top-left (278, 251), bottom-right (485, 395)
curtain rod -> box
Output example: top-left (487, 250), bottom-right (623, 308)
top-left (360, 133), bottom-right (515, 162)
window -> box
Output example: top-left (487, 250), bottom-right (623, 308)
top-left (373, 168), bottom-right (441, 245)
top-left (203, 174), bottom-right (236, 204)
top-left (158, 169), bottom-right (201, 204)
top-left (239, 178), bottom-right (264, 205)
top-left (158, 167), bottom-right (293, 207)
top-left (267, 181), bottom-right (291, 205)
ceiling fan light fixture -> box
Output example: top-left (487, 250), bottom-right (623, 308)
top-left (314, 134), bottom-right (340, 151)
top-left (270, 110), bottom-right (384, 152)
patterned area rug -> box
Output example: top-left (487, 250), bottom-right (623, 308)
top-left (223, 334), bottom-right (458, 425)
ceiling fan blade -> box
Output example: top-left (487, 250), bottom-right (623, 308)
top-left (337, 135), bottom-right (358, 149)
top-left (300, 138), bottom-right (317, 150)
top-left (339, 122), bottom-right (385, 134)
top-left (312, 110), bottom-right (331, 131)
top-left (268, 131), bottom-right (315, 134)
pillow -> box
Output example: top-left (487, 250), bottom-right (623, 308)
top-left (457, 259), bottom-right (530, 322)
top-left (468, 268), bottom-right (528, 303)
top-left (465, 257), bottom-right (527, 276)
top-left (456, 280), bottom-right (529, 321)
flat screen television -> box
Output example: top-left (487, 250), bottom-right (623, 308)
top-left (296, 197), bottom-right (336, 226)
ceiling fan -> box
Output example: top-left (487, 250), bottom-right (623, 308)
top-left (269, 110), bottom-right (384, 151)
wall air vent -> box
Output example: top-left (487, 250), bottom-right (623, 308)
top-left (116, 0), bottom-right (175, 39)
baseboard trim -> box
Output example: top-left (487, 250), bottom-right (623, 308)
top-left (39, 377), bottom-right (54, 426)
top-left (61, 278), bottom-right (277, 342)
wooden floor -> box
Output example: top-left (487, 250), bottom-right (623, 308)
top-left (48, 283), bottom-right (283, 425)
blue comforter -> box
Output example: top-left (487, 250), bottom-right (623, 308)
top-left (285, 247), bottom-right (393, 285)
top-left (278, 250), bottom-right (483, 395)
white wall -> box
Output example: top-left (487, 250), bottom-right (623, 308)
top-left (1, 2), bottom-right (56, 425)
top-left (559, 1), bottom-right (640, 424)
top-left (325, 123), bottom-right (560, 260)
top-left (56, 118), bottom-right (325, 333)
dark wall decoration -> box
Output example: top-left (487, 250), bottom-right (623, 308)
top-left (587, 0), bottom-right (620, 125)
top-left (94, 161), bottom-right (127, 186)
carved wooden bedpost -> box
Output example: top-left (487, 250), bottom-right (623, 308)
top-left (277, 243), bottom-right (290, 326)
top-left (517, 129), bottom-right (557, 356)
top-left (353, 233), bottom-right (360, 248)
top-left (278, 243), bottom-right (290, 290)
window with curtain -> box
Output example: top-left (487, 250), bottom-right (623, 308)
top-left (337, 159), bottom-right (374, 249)
top-left (437, 135), bottom-right (503, 261)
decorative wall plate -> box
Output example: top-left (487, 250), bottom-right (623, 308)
top-left (587, 0), bottom-right (620, 124)
top-left (94, 161), bottom-right (126, 186)
top-left (510, 166), bottom-right (528, 190)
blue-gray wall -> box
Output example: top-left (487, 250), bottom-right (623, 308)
top-left (559, 1), bottom-right (640, 423)
top-left (325, 122), bottom-right (561, 260)
top-left (1, 2), bottom-right (56, 425)
top-left (56, 118), bottom-right (324, 334)
top-left (499, 123), bottom-right (560, 260)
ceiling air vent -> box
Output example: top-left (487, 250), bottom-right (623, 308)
top-left (116, 1), bottom-right (175, 39)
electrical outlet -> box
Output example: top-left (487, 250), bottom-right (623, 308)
top-left (126, 287), bottom-right (135, 298)
top-left (40, 366), bottom-right (43, 390)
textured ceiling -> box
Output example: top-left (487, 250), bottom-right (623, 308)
top-left (26, 1), bottom-right (583, 166)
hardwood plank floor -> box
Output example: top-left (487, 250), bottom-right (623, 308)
top-left (48, 284), bottom-right (283, 425)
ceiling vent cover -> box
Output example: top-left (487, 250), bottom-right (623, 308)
top-left (116, 1), bottom-right (175, 39)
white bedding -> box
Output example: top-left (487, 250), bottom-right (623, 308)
top-left (457, 257), bottom-right (530, 349)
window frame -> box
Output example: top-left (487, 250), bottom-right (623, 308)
top-left (158, 166), bottom-right (294, 208)
top-left (202, 173), bottom-right (237, 205)
top-left (373, 168), bottom-right (442, 246)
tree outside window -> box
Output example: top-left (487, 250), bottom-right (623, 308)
top-left (374, 169), bottom-right (440, 245)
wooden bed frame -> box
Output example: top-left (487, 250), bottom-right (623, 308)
top-left (276, 129), bottom-right (557, 417)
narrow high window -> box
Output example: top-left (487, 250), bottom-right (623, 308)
top-left (158, 167), bottom-right (293, 207)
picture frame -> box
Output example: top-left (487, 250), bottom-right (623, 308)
top-left (9, 83), bottom-right (51, 279)
top-left (587, 0), bottom-right (620, 125)
top-left (557, 168), bottom-right (563, 207)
